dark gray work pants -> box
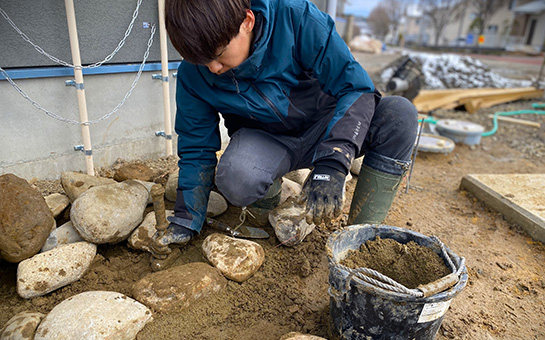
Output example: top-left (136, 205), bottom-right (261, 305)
top-left (215, 96), bottom-right (418, 207)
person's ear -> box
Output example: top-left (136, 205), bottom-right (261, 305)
top-left (241, 9), bottom-right (255, 33)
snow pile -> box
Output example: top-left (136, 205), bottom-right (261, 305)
top-left (382, 52), bottom-right (533, 89)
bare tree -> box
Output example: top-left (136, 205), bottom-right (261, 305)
top-left (382, 0), bottom-right (407, 43)
top-left (367, 5), bottom-right (390, 40)
top-left (419, 0), bottom-right (463, 46)
top-left (470, 0), bottom-right (509, 38)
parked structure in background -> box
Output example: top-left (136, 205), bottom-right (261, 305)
top-left (394, 0), bottom-right (545, 52)
top-left (311, 0), bottom-right (357, 42)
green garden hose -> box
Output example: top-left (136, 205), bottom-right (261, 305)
top-left (417, 117), bottom-right (438, 124)
top-left (418, 102), bottom-right (545, 137)
top-left (482, 110), bottom-right (545, 137)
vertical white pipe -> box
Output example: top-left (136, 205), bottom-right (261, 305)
top-left (64, 0), bottom-right (95, 175)
top-left (158, 0), bottom-right (174, 156)
top-left (326, 0), bottom-right (337, 21)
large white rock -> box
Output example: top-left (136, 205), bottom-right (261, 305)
top-left (207, 191), bottom-right (228, 217)
top-left (202, 233), bottom-right (265, 282)
top-left (350, 156), bottom-right (364, 176)
top-left (132, 180), bottom-right (156, 205)
top-left (60, 172), bottom-right (116, 202)
top-left (0, 311), bottom-right (45, 340)
top-left (34, 291), bottom-right (152, 340)
top-left (17, 242), bottom-right (96, 299)
top-left (132, 262), bottom-right (227, 312)
top-left (70, 181), bottom-right (148, 244)
top-left (269, 197), bottom-right (315, 247)
top-left (40, 221), bottom-right (84, 253)
top-left (280, 332), bottom-right (327, 340)
top-left (128, 210), bottom-right (174, 252)
top-left (283, 169), bottom-right (311, 186)
top-left (164, 171), bottom-right (178, 202)
top-left (280, 178), bottom-right (302, 205)
top-left (44, 193), bottom-right (70, 218)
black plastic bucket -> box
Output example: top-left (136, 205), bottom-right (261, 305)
top-left (327, 224), bottom-right (468, 340)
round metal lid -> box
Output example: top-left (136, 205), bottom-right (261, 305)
top-left (416, 133), bottom-right (456, 153)
top-left (435, 119), bottom-right (485, 134)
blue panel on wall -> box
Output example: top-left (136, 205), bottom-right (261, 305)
top-left (0, 62), bottom-right (181, 80)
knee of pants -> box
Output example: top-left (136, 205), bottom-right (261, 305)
top-left (215, 162), bottom-right (271, 207)
top-left (378, 96), bottom-right (418, 147)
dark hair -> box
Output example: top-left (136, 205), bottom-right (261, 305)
top-left (165, 0), bottom-right (250, 64)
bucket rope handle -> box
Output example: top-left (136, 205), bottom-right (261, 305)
top-left (431, 236), bottom-right (466, 278)
top-left (335, 235), bottom-right (465, 298)
top-left (340, 264), bottom-right (424, 297)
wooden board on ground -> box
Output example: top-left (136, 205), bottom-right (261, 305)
top-left (413, 87), bottom-right (544, 113)
top-left (460, 174), bottom-right (545, 243)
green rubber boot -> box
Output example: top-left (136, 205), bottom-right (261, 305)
top-left (348, 164), bottom-right (404, 225)
top-left (247, 178), bottom-right (283, 227)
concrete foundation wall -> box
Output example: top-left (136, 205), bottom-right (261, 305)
top-left (1, 70), bottom-right (231, 181)
top-left (1, 71), bottom-right (178, 180)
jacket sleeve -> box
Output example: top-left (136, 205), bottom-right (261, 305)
top-left (294, 3), bottom-right (380, 172)
top-left (173, 63), bottom-right (221, 233)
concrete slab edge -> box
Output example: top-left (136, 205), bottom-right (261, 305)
top-left (460, 175), bottom-right (545, 244)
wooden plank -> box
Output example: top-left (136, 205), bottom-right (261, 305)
top-left (462, 99), bottom-right (482, 114)
top-left (459, 89), bottom-right (544, 113)
top-left (487, 114), bottom-right (541, 128)
top-left (413, 87), bottom-right (543, 113)
top-left (460, 174), bottom-right (545, 243)
top-left (413, 89), bottom-right (490, 112)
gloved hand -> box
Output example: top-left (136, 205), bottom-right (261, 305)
top-left (153, 215), bottom-right (197, 247)
top-left (298, 164), bottom-right (346, 225)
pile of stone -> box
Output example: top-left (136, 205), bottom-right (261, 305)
top-left (0, 169), bottom-right (160, 339)
top-left (0, 157), bottom-right (363, 339)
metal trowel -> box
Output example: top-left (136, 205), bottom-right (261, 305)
top-left (206, 217), bottom-right (270, 239)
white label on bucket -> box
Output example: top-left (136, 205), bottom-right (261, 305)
top-left (418, 300), bottom-right (452, 323)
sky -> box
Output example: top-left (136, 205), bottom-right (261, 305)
top-left (343, 0), bottom-right (380, 17)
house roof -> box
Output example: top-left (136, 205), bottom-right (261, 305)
top-left (513, 0), bottom-right (545, 14)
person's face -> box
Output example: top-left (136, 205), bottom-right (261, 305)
top-left (205, 10), bottom-right (255, 75)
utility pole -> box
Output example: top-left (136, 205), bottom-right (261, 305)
top-left (535, 55), bottom-right (545, 89)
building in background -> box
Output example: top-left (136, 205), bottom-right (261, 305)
top-left (401, 4), bottom-right (430, 46)
top-left (398, 0), bottom-right (544, 52)
top-left (511, 0), bottom-right (545, 52)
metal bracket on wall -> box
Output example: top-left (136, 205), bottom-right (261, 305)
top-left (155, 131), bottom-right (172, 140)
top-left (65, 80), bottom-right (84, 90)
top-left (152, 74), bottom-right (168, 82)
top-left (74, 145), bottom-right (92, 156)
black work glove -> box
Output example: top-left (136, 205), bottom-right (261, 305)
top-left (298, 164), bottom-right (346, 225)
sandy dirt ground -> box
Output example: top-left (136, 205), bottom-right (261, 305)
top-left (1, 52), bottom-right (545, 340)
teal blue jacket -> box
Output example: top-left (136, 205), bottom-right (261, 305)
top-left (173, 0), bottom-right (378, 232)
